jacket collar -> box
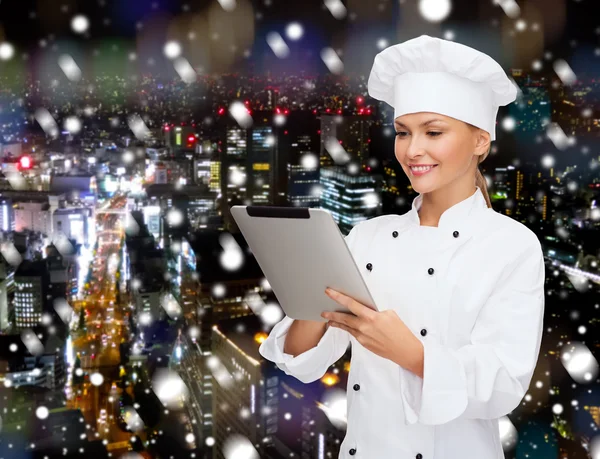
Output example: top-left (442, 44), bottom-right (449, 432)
top-left (407, 185), bottom-right (489, 232)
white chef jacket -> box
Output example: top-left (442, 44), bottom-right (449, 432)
top-left (258, 186), bottom-right (546, 459)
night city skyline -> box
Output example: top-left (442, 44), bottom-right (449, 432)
top-left (0, 0), bottom-right (600, 458)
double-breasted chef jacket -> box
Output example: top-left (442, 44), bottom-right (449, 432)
top-left (259, 186), bottom-right (546, 459)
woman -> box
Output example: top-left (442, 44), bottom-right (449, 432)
top-left (259, 35), bottom-right (546, 459)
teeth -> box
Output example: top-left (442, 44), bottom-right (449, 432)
top-left (411, 166), bottom-right (434, 172)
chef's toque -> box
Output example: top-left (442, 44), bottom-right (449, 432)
top-left (367, 34), bottom-right (518, 141)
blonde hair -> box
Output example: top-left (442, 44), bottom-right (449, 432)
top-left (476, 145), bottom-right (492, 209)
top-left (469, 123), bottom-right (493, 209)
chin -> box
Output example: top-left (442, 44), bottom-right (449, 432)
top-left (408, 181), bottom-right (437, 194)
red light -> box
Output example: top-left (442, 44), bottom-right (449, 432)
top-left (164, 126), bottom-right (170, 131)
top-left (188, 135), bottom-right (195, 142)
top-left (326, 108), bottom-right (331, 113)
top-left (275, 107), bottom-right (281, 114)
top-left (357, 97), bottom-right (363, 104)
top-left (218, 108), bottom-right (225, 115)
top-left (284, 109), bottom-right (289, 115)
top-left (19, 156), bottom-right (31, 169)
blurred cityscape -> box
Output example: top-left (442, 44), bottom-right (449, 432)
top-left (0, 0), bottom-right (600, 458)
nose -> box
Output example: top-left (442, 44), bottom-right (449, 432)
top-left (405, 138), bottom-right (428, 160)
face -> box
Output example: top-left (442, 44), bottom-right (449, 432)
top-left (394, 112), bottom-right (489, 194)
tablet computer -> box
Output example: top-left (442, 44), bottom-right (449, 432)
top-left (230, 205), bottom-right (378, 322)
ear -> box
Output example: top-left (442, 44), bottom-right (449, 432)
top-left (474, 129), bottom-right (491, 159)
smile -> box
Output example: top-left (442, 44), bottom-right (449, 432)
top-left (409, 165), bottom-right (438, 176)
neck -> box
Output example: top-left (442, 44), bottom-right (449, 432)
top-left (418, 182), bottom-right (477, 227)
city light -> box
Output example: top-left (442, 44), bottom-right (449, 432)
top-left (0, 5), bottom-right (595, 458)
top-left (19, 156), bottom-right (32, 169)
top-left (321, 374), bottom-right (340, 386)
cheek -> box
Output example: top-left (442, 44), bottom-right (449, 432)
top-left (394, 139), bottom-right (406, 160)
top-left (394, 135), bottom-right (464, 167)
top-left (432, 148), bottom-right (454, 164)
top-left (429, 140), bottom-right (461, 165)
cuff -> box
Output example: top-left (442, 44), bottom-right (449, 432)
top-left (259, 316), bottom-right (343, 384)
top-left (399, 338), bottom-right (468, 425)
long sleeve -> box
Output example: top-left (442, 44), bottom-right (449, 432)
top-left (400, 238), bottom-right (546, 425)
top-left (258, 224), bottom-right (360, 384)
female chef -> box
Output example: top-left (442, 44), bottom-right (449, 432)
top-left (259, 35), bottom-right (546, 459)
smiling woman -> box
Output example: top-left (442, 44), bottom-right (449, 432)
top-left (366, 32), bottom-right (517, 227)
top-left (259, 34), bottom-right (544, 459)
top-left (391, 111), bottom-right (493, 226)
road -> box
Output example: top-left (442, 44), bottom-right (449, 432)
top-left (66, 194), bottom-right (137, 454)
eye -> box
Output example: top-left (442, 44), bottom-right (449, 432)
top-left (395, 131), bottom-right (442, 138)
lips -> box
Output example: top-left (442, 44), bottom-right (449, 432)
top-left (409, 165), bottom-right (438, 170)
top-left (409, 165), bottom-right (438, 176)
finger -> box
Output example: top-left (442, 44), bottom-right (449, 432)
top-left (329, 322), bottom-right (355, 338)
top-left (333, 322), bottom-right (369, 347)
top-left (327, 289), bottom-right (376, 321)
top-left (324, 311), bottom-right (361, 330)
top-left (326, 290), bottom-right (355, 315)
top-left (342, 296), bottom-right (377, 321)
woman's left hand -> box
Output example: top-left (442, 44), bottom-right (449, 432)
top-left (322, 288), bottom-right (424, 377)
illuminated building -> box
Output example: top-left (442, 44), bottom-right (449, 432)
top-left (319, 115), bottom-right (374, 166)
top-left (0, 197), bottom-right (15, 232)
top-left (320, 166), bottom-right (381, 234)
top-left (13, 260), bottom-right (51, 331)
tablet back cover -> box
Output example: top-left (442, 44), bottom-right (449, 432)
top-left (230, 205), bottom-right (377, 322)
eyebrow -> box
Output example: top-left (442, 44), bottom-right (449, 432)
top-left (394, 119), bottom-right (446, 128)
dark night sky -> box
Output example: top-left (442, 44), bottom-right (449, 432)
top-left (1, 0), bottom-right (598, 48)
top-left (1, 0), bottom-right (599, 78)
top-left (1, 0), bottom-right (599, 169)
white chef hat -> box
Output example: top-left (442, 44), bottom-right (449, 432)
top-left (367, 35), bottom-right (517, 141)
